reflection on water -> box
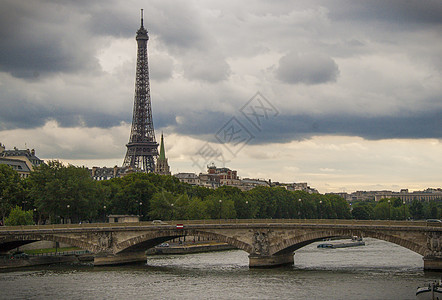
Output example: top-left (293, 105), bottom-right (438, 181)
top-left (0, 238), bottom-right (439, 300)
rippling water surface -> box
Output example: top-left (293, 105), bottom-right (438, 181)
top-left (0, 238), bottom-right (439, 299)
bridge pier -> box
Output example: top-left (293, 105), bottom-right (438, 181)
top-left (423, 256), bottom-right (442, 271)
top-left (93, 252), bottom-right (146, 266)
top-left (248, 253), bottom-right (294, 268)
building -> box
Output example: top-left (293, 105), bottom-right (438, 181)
top-left (108, 215), bottom-right (139, 223)
top-left (0, 143), bottom-right (43, 171)
top-left (0, 143), bottom-right (44, 178)
top-left (90, 166), bottom-right (135, 181)
top-left (272, 181), bottom-right (319, 194)
top-left (198, 164), bottom-right (240, 188)
top-left (375, 189), bottom-right (442, 203)
top-left (0, 157), bottom-right (31, 178)
top-left (154, 133), bottom-right (171, 175)
top-left (238, 178), bottom-right (271, 191)
top-left (174, 173), bottom-right (200, 185)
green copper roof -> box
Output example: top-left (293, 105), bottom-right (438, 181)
top-left (159, 133), bottom-right (166, 161)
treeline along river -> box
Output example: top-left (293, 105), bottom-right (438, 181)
top-left (0, 238), bottom-right (439, 299)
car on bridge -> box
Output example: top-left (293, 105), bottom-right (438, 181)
top-left (152, 220), bottom-right (167, 225)
top-left (426, 219), bottom-right (442, 223)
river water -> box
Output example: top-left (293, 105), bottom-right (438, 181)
top-left (0, 238), bottom-right (439, 299)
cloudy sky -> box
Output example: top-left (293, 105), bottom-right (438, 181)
top-left (0, 0), bottom-right (441, 193)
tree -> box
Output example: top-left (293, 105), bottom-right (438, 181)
top-left (205, 195), bottom-right (236, 219)
top-left (0, 164), bottom-right (25, 224)
top-left (5, 205), bottom-right (34, 226)
top-left (149, 191), bottom-right (176, 220)
top-left (352, 203), bottom-right (374, 220)
top-left (186, 197), bottom-right (209, 220)
top-left (27, 161), bottom-right (98, 223)
top-left (374, 201), bottom-right (390, 219)
top-left (409, 199), bottom-right (424, 220)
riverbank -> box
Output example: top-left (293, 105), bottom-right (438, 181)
top-left (0, 242), bottom-right (233, 270)
top-left (0, 255), bottom-right (81, 270)
top-left (0, 250), bottom-right (94, 270)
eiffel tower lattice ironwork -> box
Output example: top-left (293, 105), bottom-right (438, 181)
top-left (123, 9), bottom-right (158, 172)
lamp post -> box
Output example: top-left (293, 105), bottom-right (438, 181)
top-left (66, 204), bottom-right (70, 224)
top-left (388, 199), bottom-right (391, 220)
top-left (298, 199), bottom-right (302, 219)
top-left (219, 200), bottom-right (222, 220)
top-left (103, 205), bottom-right (107, 223)
top-left (139, 202), bottom-right (142, 220)
top-left (171, 203), bottom-right (174, 220)
top-left (33, 208), bottom-right (37, 225)
top-left (245, 200), bottom-right (249, 219)
top-left (403, 200), bottom-right (406, 220)
top-left (319, 200), bottom-right (322, 219)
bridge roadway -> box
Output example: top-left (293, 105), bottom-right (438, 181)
top-left (1, 219), bottom-right (442, 270)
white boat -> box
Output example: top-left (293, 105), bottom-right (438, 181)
top-left (317, 236), bottom-right (365, 249)
top-left (416, 280), bottom-right (442, 300)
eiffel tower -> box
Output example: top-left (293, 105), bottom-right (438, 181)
top-left (122, 9), bottom-right (158, 172)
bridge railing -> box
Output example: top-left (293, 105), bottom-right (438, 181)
top-left (0, 219), bottom-right (440, 231)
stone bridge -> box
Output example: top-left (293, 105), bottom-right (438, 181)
top-left (1, 219), bottom-right (442, 270)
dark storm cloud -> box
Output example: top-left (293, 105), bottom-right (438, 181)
top-left (0, 96), bottom-right (129, 130)
top-left (0, 1), bottom-right (101, 79)
top-left (166, 109), bottom-right (442, 144)
top-left (254, 111), bottom-right (442, 143)
top-left (275, 52), bottom-right (339, 85)
top-left (329, 0), bottom-right (442, 25)
top-left (0, 0), bottom-right (441, 144)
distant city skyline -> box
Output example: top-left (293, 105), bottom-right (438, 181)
top-left (0, 1), bottom-right (441, 193)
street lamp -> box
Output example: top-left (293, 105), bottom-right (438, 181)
top-left (245, 201), bottom-right (249, 219)
top-left (103, 205), bottom-right (107, 223)
top-left (66, 204), bottom-right (70, 224)
top-left (298, 199), bottom-right (302, 219)
top-left (219, 200), bottom-right (222, 220)
top-left (139, 202), bottom-right (142, 220)
top-left (319, 200), bottom-right (322, 219)
top-left (387, 200), bottom-right (391, 220)
top-left (33, 208), bottom-right (37, 225)
top-left (171, 203), bottom-right (174, 220)
top-left (403, 200), bottom-right (406, 220)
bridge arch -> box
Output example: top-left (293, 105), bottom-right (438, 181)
top-left (0, 234), bottom-right (97, 253)
top-left (115, 229), bottom-right (253, 254)
top-left (272, 228), bottom-right (427, 257)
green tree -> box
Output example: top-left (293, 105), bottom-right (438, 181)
top-left (149, 190), bottom-right (176, 220)
top-left (0, 164), bottom-right (25, 224)
top-left (246, 186), bottom-right (276, 219)
top-left (108, 173), bottom-right (158, 219)
top-left (5, 205), bottom-right (34, 226)
top-left (374, 201), bottom-right (390, 219)
top-left (186, 197), bottom-right (209, 220)
top-left (27, 161), bottom-right (98, 223)
top-left (409, 199), bottom-right (424, 220)
top-left (205, 195), bottom-right (236, 219)
top-left (352, 203), bottom-right (374, 220)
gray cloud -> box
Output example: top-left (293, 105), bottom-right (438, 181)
top-left (157, 108), bottom-right (442, 144)
top-left (329, 0), bottom-right (442, 25)
top-left (0, 1), bottom-right (101, 79)
top-left (0, 0), bottom-right (441, 143)
top-left (182, 52), bottom-right (231, 83)
top-left (150, 54), bottom-right (174, 82)
top-left (275, 52), bottom-right (339, 84)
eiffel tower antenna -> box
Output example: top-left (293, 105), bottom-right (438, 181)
top-left (122, 10), bottom-right (158, 172)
